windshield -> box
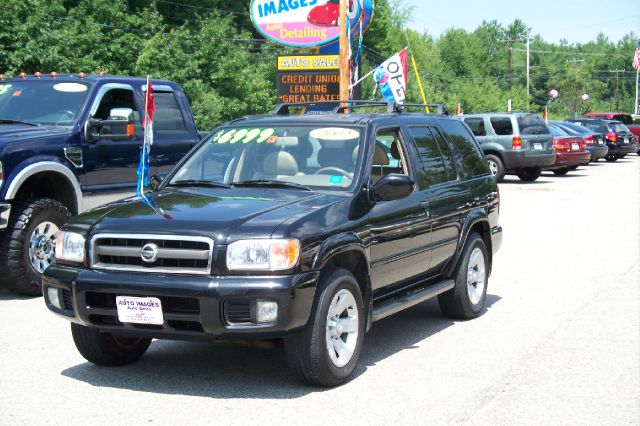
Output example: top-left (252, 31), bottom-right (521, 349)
top-left (0, 80), bottom-right (91, 125)
top-left (169, 125), bottom-right (363, 190)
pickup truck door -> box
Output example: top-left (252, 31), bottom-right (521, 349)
top-left (142, 86), bottom-right (200, 175)
top-left (368, 127), bottom-right (432, 293)
top-left (80, 83), bottom-right (144, 193)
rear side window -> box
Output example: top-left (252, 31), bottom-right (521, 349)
top-left (153, 91), bottom-right (188, 135)
top-left (517, 114), bottom-right (550, 135)
top-left (464, 117), bottom-right (486, 136)
top-left (431, 127), bottom-right (457, 181)
top-left (489, 117), bottom-right (513, 135)
top-left (408, 126), bottom-right (448, 187)
top-left (438, 120), bottom-right (488, 178)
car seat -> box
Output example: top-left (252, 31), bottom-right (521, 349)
top-left (255, 150), bottom-right (299, 180)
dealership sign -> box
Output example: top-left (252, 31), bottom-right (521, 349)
top-left (251, 0), bottom-right (374, 48)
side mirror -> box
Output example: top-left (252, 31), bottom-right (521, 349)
top-left (372, 174), bottom-right (415, 201)
top-left (150, 173), bottom-right (167, 191)
top-left (85, 108), bottom-right (136, 142)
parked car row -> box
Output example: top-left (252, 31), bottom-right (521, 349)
top-left (459, 112), bottom-right (639, 182)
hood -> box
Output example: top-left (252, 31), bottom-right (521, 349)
top-left (70, 187), bottom-right (344, 243)
top-left (0, 123), bottom-right (69, 145)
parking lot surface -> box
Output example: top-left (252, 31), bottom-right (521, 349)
top-left (1, 157), bottom-right (638, 425)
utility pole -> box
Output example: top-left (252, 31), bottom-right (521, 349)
top-left (526, 37), bottom-right (530, 110)
top-left (566, 59), bottom-right (585, 118)
top-left (607, 69), bottom-right (625, 111)
top-left (499, 39), bottom-right (517, 90)
top-left (338, 0), bottom-right (350, 105)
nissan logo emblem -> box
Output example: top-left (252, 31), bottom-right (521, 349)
top-left (140, 243), bottom-right (159, 263)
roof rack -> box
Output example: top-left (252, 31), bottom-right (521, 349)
top-left (273, 101), bottom-right (450, 115)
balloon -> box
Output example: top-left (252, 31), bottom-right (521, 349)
top-left (581, 94), bottom-right (590, 101)
top-left (549, 89), bottom-right (559, 99)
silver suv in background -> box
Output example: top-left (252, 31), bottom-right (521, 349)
top-left (459, 113), bottom-right (556, 182)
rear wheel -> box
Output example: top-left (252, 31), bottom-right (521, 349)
top-left (439, 233), bottom-right (488, 319)
top-left (71, 323), bottom-right (151, 366)
top-left (485, 154), bottom-right (505, 182)
top-left (285, 268), bottom-right (364, 387)
top-left (605, 154), bottom-right (617, 162)
top-left (0, 198), bottom-right (71, 296)
top-left (515, 167), bottom-right (542, 182)
top-left (553, 168), bottom-right (570, 176)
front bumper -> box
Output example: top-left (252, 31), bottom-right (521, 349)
top-left (43, 265), bottom-right (320, 341)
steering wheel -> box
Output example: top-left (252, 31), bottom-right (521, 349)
top-left (314, 166), bottom-right (351, 176)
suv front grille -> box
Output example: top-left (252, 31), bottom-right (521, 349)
top-left (90, 234), bottom-right (213, 274)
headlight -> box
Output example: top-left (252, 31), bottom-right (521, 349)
top-left (54, 231), bottom-right (85, 264)
top-left (226, 239), bottom-right (300, 271)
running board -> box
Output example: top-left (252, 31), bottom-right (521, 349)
top-left (372, 279), bottom-right (455, 322)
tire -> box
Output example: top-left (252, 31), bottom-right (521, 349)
top-left (285, 268), bottom-right (365, 387)
top-left (0, 198), bottom-right (71, 296)
top-left (515, 167), bottom-right (542, 182)
top-left (485, 154), bottom-right (505, 182)
top-left (553, 168), bottom-right (570, 176)
top-left (605, 154), bottom-right (617, 162)
top-left (71, 323), bottom-right (152, 366)
top-left (569, 165), bottom-right (579, 170)
top-left (438, 233), bottom-right (488, 319)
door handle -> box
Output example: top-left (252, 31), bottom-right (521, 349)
top-left (420, 200), bottom-right (429, 209)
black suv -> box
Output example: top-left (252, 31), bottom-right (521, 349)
top-left (43, 102), bottom-right (502, 386)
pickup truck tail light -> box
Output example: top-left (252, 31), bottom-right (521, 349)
top-left (584, 135), bottom-right (594, 145)
top-left (606, 131), bottom-right (617, 142)
top-left (512, 136), bottom-right (522, 150)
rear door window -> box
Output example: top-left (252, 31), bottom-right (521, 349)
top-left (408, 126), bottom-right (448, 188)
top-left (489, 117), bottom-right (513, 135)
top-left (463, 117), bottom-right (486, 136)
top-left (153, 91), bottom-right (188, 136)
top-left (430, 127), bottom-right (457, 181)
top-left (438, 120), bottom-right (488, 178)
top-left (517, 114), bottom-right (550, 135)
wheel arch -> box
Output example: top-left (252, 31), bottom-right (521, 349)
top-left (5, 161), bottom-right (82, 215)
top-left (447, 213), bottom-right (493, 278)
top-left (312, 233), bottom-right (373, 331)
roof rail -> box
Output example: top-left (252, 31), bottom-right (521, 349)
top-left (399, 103), bottom-right (450, 115)
top-left (273, 100), bottom-right (390, 115)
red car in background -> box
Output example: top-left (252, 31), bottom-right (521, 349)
top-left (547, 123), bottom-right (591, 175)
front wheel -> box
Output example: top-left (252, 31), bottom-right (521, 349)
top-left (285, 268), bottom-right (364, 387)
top-left (439, 233), bottom-right (488, 319)
top-left (515, 167), bottom-right (542, 182)
top-left (71, 323), bottom-right (152, 366)
top-left (0, 198), bottom-right (71, 296)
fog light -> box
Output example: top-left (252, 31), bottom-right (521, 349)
top-left (256, 300), bottom-right (278, 323)
top-left (47, 287), bottom-right (61, 310)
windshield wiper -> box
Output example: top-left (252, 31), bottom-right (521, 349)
top-left (167, 179), bottom-right (231, 188)
top-left (232, 180), bottom-right (311, 191)
top-left (0, 119), bottom-right (41, 127)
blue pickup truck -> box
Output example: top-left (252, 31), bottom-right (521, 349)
top-left (0, 74), bottom-right (201, 295)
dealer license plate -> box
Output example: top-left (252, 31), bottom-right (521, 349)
top-left (116, 296), bottom-right (163, 325)
top-left (533, 142), bottom-right (542, 150)
top-left (571, 142), bottom-right (580, 150)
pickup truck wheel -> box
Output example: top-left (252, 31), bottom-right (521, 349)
top-left (0, 198), bottom-right (71, 296)
top-left (485, 155), bottom-right (505, 182)
top-left (438, 233), bottom-right (488, 319)
top-left (553, 168), bottom-right (570, 176)
top-left (71, 323), bottom-right (151, 366)
top-left (515, 167), bottom-right (542, 182)
top-left (285, 268), bottom-right (364, 387)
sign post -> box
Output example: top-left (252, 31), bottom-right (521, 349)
top-left (339, 0), bottom-right (350, 104)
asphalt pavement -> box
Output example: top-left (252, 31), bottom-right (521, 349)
top-left (1, 156), bottom-right (638, 425)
